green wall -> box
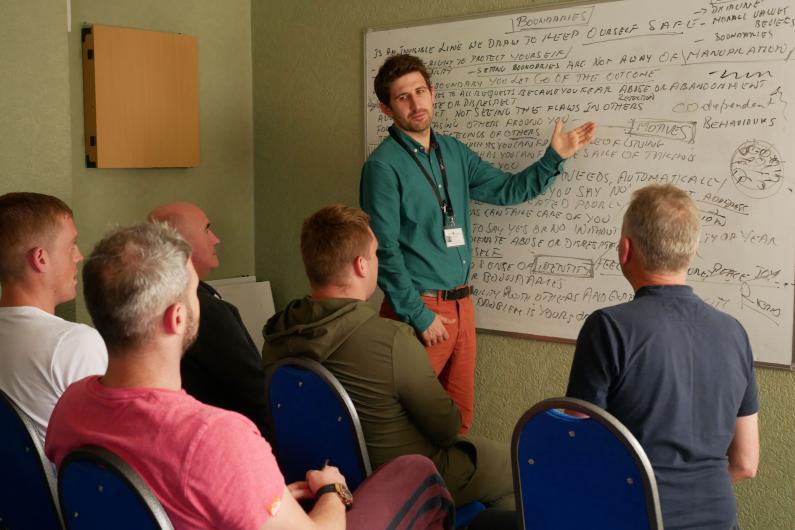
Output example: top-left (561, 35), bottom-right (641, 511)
top-left (1, 0), bottom-right (256, 321)
top-left (0, 1), bottom-right (71, 201)
top-left (68, 0), bottom-right (256, 320)
top-left (251, 2), bottom-right (794, 529)
top-left (0, 0), bottom-right (75, 319)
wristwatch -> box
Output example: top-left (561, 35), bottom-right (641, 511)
top-left (316, 483), bottom-right (353, 510)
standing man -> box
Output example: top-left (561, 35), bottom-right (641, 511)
top-left (361, 54), bottom-right (596, 431)
top-left (148, 202), bottom-right (269, 436)
top-left (0, 192), bottom-right (107, 442)
top-left (566, 184), bottom-right (759, 529)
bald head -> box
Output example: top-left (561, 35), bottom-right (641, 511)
top-left (148, 202), bottom-right (220, 279)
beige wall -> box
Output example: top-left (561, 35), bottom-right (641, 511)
top-left (251, 2), bottom-right (794, 529)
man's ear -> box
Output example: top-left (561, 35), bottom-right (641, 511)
top-left (618, 236), bottom-right (632, 267)
top-left (353, 255), bottom-right (367, 279)
top-left (162, 303), bottom-right (186, 336)
top-left (27, 247), bottom-right (48, 273)
top-left (378, 101), bottom-right (394, 119)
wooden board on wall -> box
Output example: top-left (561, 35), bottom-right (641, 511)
top-left (82, 24), bottom-right (199, 168)
top-left (365, 0), bottom-right (795, 367)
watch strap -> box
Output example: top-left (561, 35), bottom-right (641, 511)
top-left (316, 483), bottom-right (353, 510)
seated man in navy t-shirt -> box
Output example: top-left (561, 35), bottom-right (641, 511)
top-left (566, 184), bottom-right (759, 530)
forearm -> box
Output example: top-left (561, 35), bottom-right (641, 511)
top-left (377, 262), bottom-right (434, 332)
top-left (469, 145), bottom-right (564, 205)
top-left (727, 413), bottom-right (759, 483)
top-left (306, 495), bottom-right (346, 530)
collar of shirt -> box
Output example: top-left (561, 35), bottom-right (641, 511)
top-left (390, 126), bottom-right (433, 155)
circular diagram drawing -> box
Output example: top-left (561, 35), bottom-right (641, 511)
top-left (730, 140), bottom-right (784, 199)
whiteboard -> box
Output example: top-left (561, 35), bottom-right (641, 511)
top-left (364, 0), bottom-right (795, 367)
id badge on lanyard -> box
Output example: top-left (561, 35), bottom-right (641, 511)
top-left (443, 215), bottom-right (465, 248)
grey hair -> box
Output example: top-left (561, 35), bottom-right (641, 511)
top-left (83, 222), bottom-right (192, 351)
top-left (622, 184), bottom-right (701, 274)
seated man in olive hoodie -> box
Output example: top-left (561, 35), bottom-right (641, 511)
top-left (262, 205), bottom-right (513, 509)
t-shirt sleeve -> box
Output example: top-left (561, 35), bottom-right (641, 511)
top-left (184, 414), bottom-right (286, 530)
top-left (565, 310), bottom-right (621, 409)
top-left (51, 325), bottom-right (108, 394)
top-left (737, 330), bottom-right (759, 417)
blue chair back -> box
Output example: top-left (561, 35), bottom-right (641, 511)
top-left (0, 388), bottom-right (64, 529)
top-left (512, 397), bottom-right (662, 530)
top-left (58, 446), bottom-right (173, 530)
top-left (266, 357), bottom-right (372, 490)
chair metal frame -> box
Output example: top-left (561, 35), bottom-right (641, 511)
top-left (58, 445), bottom-right (173, 530)
top-left (0, 388), bottom-right (64, 530)
top-left (265, 357), bottom-right (372, 489)
top-left (511, 396), bottom-right (663, 530)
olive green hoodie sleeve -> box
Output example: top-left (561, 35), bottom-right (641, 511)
top-left (392, 327), bottom-right (461, 448)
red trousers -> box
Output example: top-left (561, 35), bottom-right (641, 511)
top-left (381, 294), bottom-right (476, 434)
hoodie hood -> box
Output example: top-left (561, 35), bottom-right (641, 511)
top-left (262, 296), bottom-right (377, 362)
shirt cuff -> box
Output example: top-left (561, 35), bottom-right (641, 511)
top-left (547, 144), bottom-right (565, 162)
top-left (413, 306), bottom-right (437, 334)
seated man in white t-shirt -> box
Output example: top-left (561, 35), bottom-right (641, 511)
top-left (0, 192), bottom-right (107, 442)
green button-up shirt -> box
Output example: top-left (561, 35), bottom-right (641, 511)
top-left (360, 127), bottom-right (564, 333)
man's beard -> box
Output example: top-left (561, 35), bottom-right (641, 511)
top-left (181, 307), bottom-right (199, 353)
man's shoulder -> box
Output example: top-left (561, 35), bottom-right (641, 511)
top-left (197, 282), bottom-right (225, 308)
top-left (196, 284), bottom-right (242, 326)
top-left (365, 136), bottom-right (402, 166)
top-left (0, 307), bottom-right (104, 350)
top-left (58, 320), bottom-right (104, 342)
top-left (434, 131), bottom-right (466, 149)
top-left (356, 310), bottom-right (416, 338)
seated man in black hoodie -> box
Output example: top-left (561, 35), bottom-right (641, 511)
top-left (262, 204), bottom-right (513, 509)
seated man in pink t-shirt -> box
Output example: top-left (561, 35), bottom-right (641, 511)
top-left (46, 223), bottom-right (454, 530)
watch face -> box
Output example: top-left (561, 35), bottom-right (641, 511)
top-left (335, 483), bottom-right (353, 505)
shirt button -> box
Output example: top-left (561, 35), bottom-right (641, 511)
top-left (462, 259), bottom-right (467, 263)
top-left (438, 184), bottom-right (442, 188)
top-left (413, 148), bottom-right (418, 153)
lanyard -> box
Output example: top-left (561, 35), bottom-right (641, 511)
top-left (388, 126), bottom-right (455, 223)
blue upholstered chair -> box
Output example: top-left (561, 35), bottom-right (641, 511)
top-left (266, 357), bottom-right (372, 490)
top-left (0, 388), bottom-right (64, 530)
top-left (511, 397), bottom-right (663, 530)
top-left (265, 357), bottom-right (484, 528)
top-left (58, 446), bottom-right (173, 530)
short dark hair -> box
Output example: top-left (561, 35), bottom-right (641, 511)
top-left (374, 54), bottom-right (432, 106)
top-left (0, 192), bottom-right (73, 282)
top-left (300, 205), bottom-right (372, 287)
